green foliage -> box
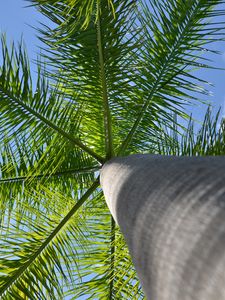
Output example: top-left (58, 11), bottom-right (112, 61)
top-left (0, 0), bottom-right (225, 298)
top-left (154, 107), bottom-right (225, 156)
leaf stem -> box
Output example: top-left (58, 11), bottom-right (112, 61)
top-left (0, 166), bottom-right (100, 183)
top-left (97, 2), bottom-right (114, 160)
top-left (109, 217), bottom-right (116, 299)
top-left (0, 88), bottom-right (104, 164)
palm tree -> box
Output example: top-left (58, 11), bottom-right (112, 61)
top-left (0, 0), bottom-right (225, 298)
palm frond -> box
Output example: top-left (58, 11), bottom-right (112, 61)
top-left (30, 0), bottom-right (115, 29)
top-left (0, 180), bottom-right (99, 299)
top-left (0, 37), bottom-right (103, 163)
top-left (0, 124), bottom-right (98, 224)
top-left (154, 107), bottom-right (225, 156)
top-left (119, 0), bottom-right (225, 154)
top-left (29, 0), bottom-right (143, 157)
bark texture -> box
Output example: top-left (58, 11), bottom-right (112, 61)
top-left (100, 154), bottom-right (225, 300)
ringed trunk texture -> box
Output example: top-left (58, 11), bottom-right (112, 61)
top-left (100, 154), bottom-right (225, 300)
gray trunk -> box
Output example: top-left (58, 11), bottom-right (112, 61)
top-left (100, 154), bottom-right (225, 300)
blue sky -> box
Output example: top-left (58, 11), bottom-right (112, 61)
top-left (0, 0), bottom-right (225, 123)
top-left (0, 1), bottom-right (47, 59)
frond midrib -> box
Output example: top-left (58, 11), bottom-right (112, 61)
top-left (97, 2), bottom-right (114, 159)
top-left (109, 217), bottom-right (116, 299)
top-left (0, 87), bottom-right (104, 164)
top-left (0, 166), bottom-right (100, 183)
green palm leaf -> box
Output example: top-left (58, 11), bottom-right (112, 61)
top-left (157, 107), bottom-right (225, 157)
top-left (0, 180), bottom-right (99, 299)
top-left (0, 37), bottom-right (103, 163)
top-left (119, 0), bottom-right (225, 154)
top-left (31, 0), bottom-right (142, 157)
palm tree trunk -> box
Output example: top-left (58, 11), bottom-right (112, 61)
top-left (100, 154), bottom-right (225, 300)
